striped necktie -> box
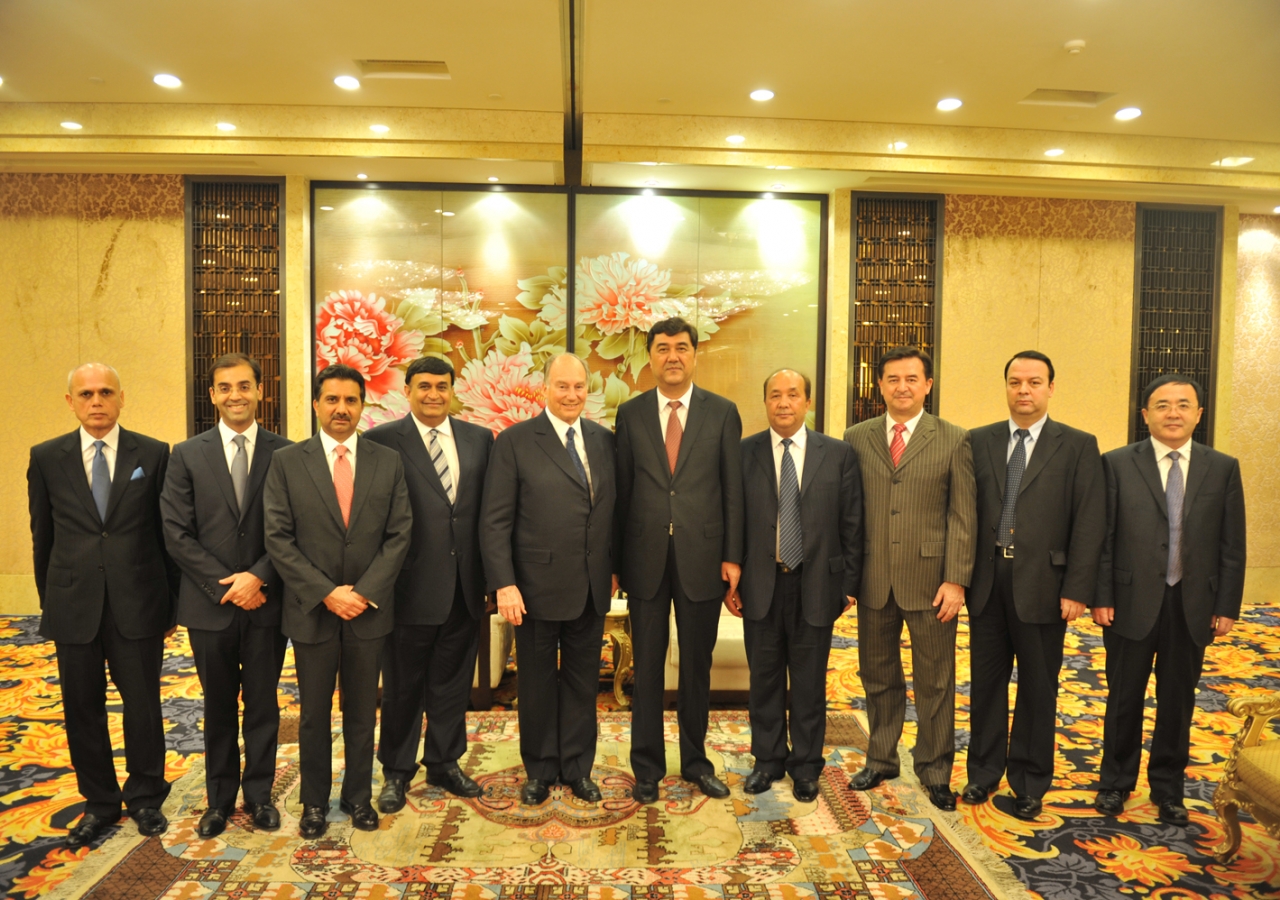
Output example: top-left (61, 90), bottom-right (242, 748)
top-left (430, 429), bottom-right (455, 505)
top-left (778, 438), bottom-right (803, 568)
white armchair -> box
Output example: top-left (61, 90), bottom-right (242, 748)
top-left (664, 604), bottom-right (752, 703)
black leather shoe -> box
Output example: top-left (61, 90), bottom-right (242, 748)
top-left (65, 812), bottom-right (121, 848)
top-left (243, 801), bottom-right (281, 830)
top-left (690, 774), bottom-right (730, 799)
top-left (521, 778), bottom-right (550, 806)
top-left (568, 777), bottom-right (602, 802)
top-left (1094, 789), bottom-right (1129, 816)
top-left (133, 808), bottom-right (168, 837)
top-left (924, 784), bottom-right (957, 811)
top-left (427, 765), bottom-right (483, 799)
top-left (196, 807), bottom-right (229, 838)
top-left (849, 767), bottom-right (895, 791)
top-left (792, 779), bottom-right (820, 803)
top-left (299, 805), bottom-right (328, 838)
top-left (378, 778), bottom-right (407, 813)
top-left (743, 770), bottom-right (775, 795)
top-left (1156, 799), bottom-right (1189, 827)
top-left (339, 799), bottom-right (379, 831)
top-left (961, 783), bottom-right (995, 805)
top-left (631, 779), bottom-right (659, 804)
top-left (1012, 795), bottom-right (1043, 821)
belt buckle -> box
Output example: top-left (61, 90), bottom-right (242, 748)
top-left (1001, 546), bottom-right (1015, 559)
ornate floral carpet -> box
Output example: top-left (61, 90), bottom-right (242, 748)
top-left (1, 606), bottom-right (1278, 899)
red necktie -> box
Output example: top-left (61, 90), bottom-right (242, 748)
top-left (665, 400), bottom-right (683, 474)
top-left (889, 423), bottom-right (907, 467)
top-left (333, 444), bottom-right (353, 527)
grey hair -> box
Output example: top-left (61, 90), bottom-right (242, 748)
top-left (542, 352), bottom-right (589, 383)
top-left (67, 362), bottom-right (122, 392)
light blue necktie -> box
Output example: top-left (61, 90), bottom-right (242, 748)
top-left (91, 440), bottom-right (111, 521)
top-left (778, 438), bottom-right (803, 569)
top-left (565, 426), bottom-right (588, 492)
top-left (1166, 451), bottom-right (1184, 586)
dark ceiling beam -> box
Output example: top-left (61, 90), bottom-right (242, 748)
top-left (559, 0), bottom-right (585, 187)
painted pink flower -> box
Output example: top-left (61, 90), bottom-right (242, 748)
top-left (316, 290), bottom-right (423, 401)
top-left (358, 390), bottom-right (409, 433)
top-left (576, 252), bottom-right (671, 335)
top-left (454, 343), bottom-right (545, 435)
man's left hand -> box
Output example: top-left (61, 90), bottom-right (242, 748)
top-left (843, 596), bottom-right (856, 614)
top-left (1212, 616), bottom-right (1236, 638)
top-left (724, 590), bottom-right (743, 618)
top-left (932, 581), bottom-right (965, 622)
top-left (1060, 598), bottom-right (1086, 621)
top-left (220, 571), bottom-right (266, 608)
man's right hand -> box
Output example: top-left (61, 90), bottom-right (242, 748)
top-left (1091, 606), bottom-right (1115, 627)
top-left (497, 585), bottom-right (527, 626)
top-left (323, 585), bottom-right (367, 620)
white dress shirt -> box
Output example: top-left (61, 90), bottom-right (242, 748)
top-left (548, 411), bottom-right (592, 492)
top-left (413, 415), bottom-right (459, 492)
top-left (885, 408), bottom-right (925, 447)
top-left (218, 418), bottom-right (258, 474)
top-left (658, 383), bottom-right (695, 440)
top-left (1007, 414), bottom-right (1048, 463)
top-left (771, 425), bottom-right (807, 561)
top-left (1151, 436), bottom-right (1192, 489)
top-left (80, 423), bottom-right (120, 485)
top-left (318, 429), bottom-right (357, 480)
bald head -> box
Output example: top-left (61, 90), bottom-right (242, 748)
top-left (66, 363), bottom-right (124, 438)
top-left (68, 362), bottom-right (121, 393)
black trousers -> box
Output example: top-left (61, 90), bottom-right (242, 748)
top-left (743, 567), bottom-right (834, 781)
top-left (379, 585), bottom-right (479, 782)
top-left (55, 599), bottom-right (170, 817)
top-left (513, 598), bottom-right (605, 782)
top-left (630, 537), bottom-right (723, 782)
top-left (967, 554), bottom-right (1067, 799)
top-left (1100, 582), bottom-right (1205, 802)
top-left (293, 622), bottom-right (384, 808)
top-left (189, 609), bottom-right (288, 811)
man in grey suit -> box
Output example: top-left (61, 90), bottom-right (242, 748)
top-left (481, 354), bottom-right (616, 806)
top-left (1093, 375), bottom-right (1246, 826)
top-left (729, 369), bottom-right (862, 803)
top-left (161, 353), bottom-right (292, 838)
top-left (963, 352), bottom-right (1104, 820)
top-left (843, 346), bottom-right (976, 811)
top-left (614, 317), bottom-right (744, 804)
top-left (264, 364), bottom-right (412, 838)
top-left (365, 356), bottom-right (494, 810)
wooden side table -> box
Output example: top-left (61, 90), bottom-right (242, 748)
top-left (603, 608), bottom-right (633, 707)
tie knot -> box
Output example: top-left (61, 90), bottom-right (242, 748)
top-left (1015, 429), bottom-right (1029, 441)
top-left (781, 437), bottom-right (792, 448)
top-left (893, 423), bottom-right (907, 435)
top-left (93, 440), bottom-right (105, 450)
top-left (668, 400), bottom-right (682, 411)
top-left (1168, 450), bottom-right (1180, 461)
top-left (232, 434), bottom-right (246, 448)
top-left (566, 426), bottom-right (576, 441)
top-left (334, 444), bottom-right (348, 458)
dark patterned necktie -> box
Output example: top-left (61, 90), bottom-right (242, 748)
top-left (778, 438), bottom-right (803, 568)
top-left (998, 429), bottom-right (1030, 548)
top-left (566, 426), bottom-right (588, 490)
top-left (1166, 451), bottom-right (1184, 585)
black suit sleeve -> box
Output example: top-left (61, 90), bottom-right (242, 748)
top-left (160, 445), bottom-right (236, 604)
top-left (613, 407), bottom-right (634, 575)
top-left (840, 443), bottom-right (864, 598)
top-left (351, 455), bottom-right (413, 603)
top-left (1061, 434), bottom-right (1106, 605)
top-left (27, 451), bottom-right (52, 607)
top-left (1216, 457), bottom-right (1247, 620)
top-left (1095, 453), bottom-right (1119, 610)
top-left (721, 403), bottom-right (745, 565)
top-left (479, 431), bottom-right (519, 592)
top-left (152, 443), bottom-right (181, 612)
top-left (263, 454), bottom-right (338, 612)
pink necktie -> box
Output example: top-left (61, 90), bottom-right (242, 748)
top-left (333, 444), bottom-right (353, 527)
top-left (890, 423), bottom-right (907, 467)
top-left (665, 400), bottom-right (683, 474)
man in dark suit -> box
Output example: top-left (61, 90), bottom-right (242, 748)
top-left (614, 316), bottom-right (744, 804)
top-left (264, 364), bottom-right (412, 838)
top-left (365, 356), bottom-right (494, 811)
top-left (843, 347), bottom-right (976, 811)
top-left (962, 352), bottom-right (1105, 820)
top-left (481, 353), bottom-right (615, 805)
top-left (28, 362), bottom-right (178, 847)
top-left (728, 369), bottom-right (862, 803)
top-left (1093, 374), bottom-right (1246, 827)
top-left (160, 353), bottom-right (291, 838)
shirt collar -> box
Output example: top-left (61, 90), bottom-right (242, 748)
top-left (412, 414), bottom-right (453, 441)
top-left (1150, 435), bottom-right (1192, 462)
top-left (218, 418), bottom-right (258, 447)
top-left (887, 408), bottom-right (925, 436)
top-left (660, 382), bottom-right (695, 411)
top-left (1008, 415), bottom-right (1048, 441)
top-left (771, 425), bottom-right (807, 450)
top-left (318, 429), bottom-right (357, 458)
top-left (547, 410), bottom-right (583, 441)
top-left (80, 423), bottom-right (120, 453)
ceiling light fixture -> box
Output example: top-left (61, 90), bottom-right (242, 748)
top-left (638, 161), bottom-right (659, 166)
top-left (1114, 107), bottom-right (1142, 120)
top-left (488, 176), bottom-right (500, 182)
top-left (319, 206), bottom-right (334, 211)
top-left (442, 211), bottom-right (455, 216)
top-left (642, 189), bottom-right (655, 196)
top-left (0, 76), bottom-right (4, 87)
top-left (60, 121), bottom-right (82, 130)
top-left (888, 141), bottom-right (908, 151)
top-left (153, 73), bottom-right (182, 88)
top-left (771, 183), bottom-right (785, 189)
top-left (1064, 39), bottom-right (1086, 54)
top-left (216, 122), bottom-right (236, 131)
top-left (370, 124), bottom-right (389, 133)
top-left (936, 98), bottom-right (962, 111)
top-left (762, 193), bottom-right (774, 199)
top-left (335, 75), bottom-right (361, 90)
top-left (750, 89), bottom-right (774, 101)
top-left (1044, 148), bottom-right (1065, 157)
top-left (726, 134), bottom-right (746, 144)
top-left (644, 179), bottom-right (658, 186)
top-left (1274, 205), bottom-right (1280, 214)
top-left (356, 173), bottom-right (368, 180)
top-left (1211, 157), bottom-right (1254, 167)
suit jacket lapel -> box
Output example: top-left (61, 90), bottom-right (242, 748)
top-left (59, 431), bottom-right (102, 524)
top-left (987, 427), bottom-right (1008, 498)
top-left (346, 437), bottom-right (378, 530)
top-left (399, 414), bottom-right (451, 504)
top-left (673, 387), bottom-right (709, 478)
top-left (867, 415), bottom-right (895, 472)
top-left (640, 390), bottom-right (672, 481)
top-left (451, 416), bottom-right (484, 504)
top-left (302, 435), bottom-right (347, 530)
top-left (239, 429), bottom-right (276, 522)
top-left (199, 428), bottom-right (241, 519)
top-left (1134, 440), bottom-right (1168, 519)
top-left (1181, 440), bottom-right (1209, 517)
top-left (894, 414), bottom-right (935, 472)
top-left (103, 430), bottom-right (140, 526)
top-left (1019, 419), bottom-right (1063, 494)
top-left (534, 412), bottom-right (590, 497)
top-left (799, 430), bottom-right (826, 496)
top-left (751, 434), bottom-right (779, 520)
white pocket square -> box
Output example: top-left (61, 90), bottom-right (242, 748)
top-left (130, 466), bottom-right (145, 481)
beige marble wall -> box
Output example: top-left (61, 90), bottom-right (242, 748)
top-left (938, 195), bottom-right (1136, 453)
top-left (0, 173), bottom-right (185, 614)
top-left (824, 190), bottom-right (851, 436)
top-left (284, 175), bottom-right (312, 442)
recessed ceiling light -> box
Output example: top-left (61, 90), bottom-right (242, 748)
top-left (153, 73), bottom-right (182, 88)
top-left (488, 93), bottom-right (502, 99)
top-left (488, 176), bottom-right (500, 182)
top-left (0, 76), bottom-right (5, 87)
top-left (888, 141), bottom-right (908, 151)
top-left (773, 165), bottom-right (792, 170)
top-left (216, 122), bottom-right (236, 131)
top-left (726, 134), bottom-right (746, 144)
top-left (1274, 205), bottom-right (1280, 214)
top-left (750, 89), bottom-right (774, 101)
top-left (642, 189), bottom-right (655, 196)
top-left (442, 211), bottom-right (455, 216)
top-left (936, 98), bottom-right (962, 111)
top-left (335, 75), bottom-right (361, 90)
top-left (60, 121), bottom-right (82, 130)
top-left (1044, 148), bottom-right (1065, 157)
top-left (762, 192), bottom-right (774, 199)
top-left (771, 183), bottom-right (786, 189)
top-left (370, 124), bottom-right (389, 134)
top-left (356, 173), bottom-right (368, 180)
top-left (319, 206), bottom-right (334, 211)
top-left (1114, 107), bottom-right (1142, 120)
top-left (1211, 157), bottom-right (1254, 167)
top-left (638, 161), bottom-right (659, 166)
top-left (644, 179), bottom-right (658, 186)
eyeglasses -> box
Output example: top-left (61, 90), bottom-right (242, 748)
top-left (1148, 401), bottom-right (1197, 413)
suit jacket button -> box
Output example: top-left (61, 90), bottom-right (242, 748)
top-left (345, 540), bottom-right (353, 547)
top-left (892, 479), bottom-right (900, 485)
top-left (450, 549), bottom-right (456, 556)
top-left (98, 565), bottom-right (104, 571)
top-left (670, 490), bottom-right (676, 497)
top-left (891, 510), bottom-right (899, 515)
top-left (101, 531), bottom-right (108, 538)
top-left (239, 531), bottom-right (246, 537)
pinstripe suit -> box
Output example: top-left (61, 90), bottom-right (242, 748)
top-left (844, 413), bottom-right (976, 785)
